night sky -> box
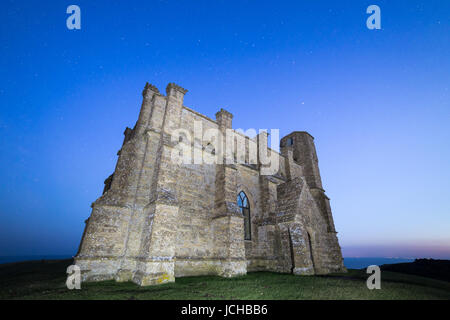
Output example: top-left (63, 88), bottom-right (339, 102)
top-left (0, 0), bottom-right (449, 258)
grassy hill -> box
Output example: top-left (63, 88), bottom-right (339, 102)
top-left (0, 259), bottom-right (449, 300)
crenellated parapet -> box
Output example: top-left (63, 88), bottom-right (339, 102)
top-left (142, 82), bottom-right (160, 97)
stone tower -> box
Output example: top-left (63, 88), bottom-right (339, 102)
top-left (75, 83), bottom-right (345, 286)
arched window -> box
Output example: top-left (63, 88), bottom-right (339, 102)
top-left (237, 191), bottom-right (251, 240)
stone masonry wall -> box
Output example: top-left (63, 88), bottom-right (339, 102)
top-left (75, 82), bottom-right (346, 286)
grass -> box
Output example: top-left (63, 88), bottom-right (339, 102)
top-left (0, 259), bottom-right (449, 300)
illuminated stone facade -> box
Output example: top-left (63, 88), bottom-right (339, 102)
top-left (75, 82), bottom-right (346, 286)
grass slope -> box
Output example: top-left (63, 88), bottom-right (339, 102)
top-left (381, 259), bottom-right (450, 282)
top-left (0, 259), bottom-right (449, 300)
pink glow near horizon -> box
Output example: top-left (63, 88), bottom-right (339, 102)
top-left (342, 244), bottom-right (450, 259)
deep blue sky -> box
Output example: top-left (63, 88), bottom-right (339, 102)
top-left (0, 1), bottom-right (449, 258)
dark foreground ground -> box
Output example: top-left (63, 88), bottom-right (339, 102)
top-left (0, 259), bottom-right (449, 300)
top-left (380, 259), bottom-right (450, 282)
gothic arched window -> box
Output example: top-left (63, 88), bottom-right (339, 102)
top-left (237, 191), bottom-right (251, 240)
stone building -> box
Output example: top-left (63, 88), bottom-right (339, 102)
top-left (75, 82), bottom-right (346, 286)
